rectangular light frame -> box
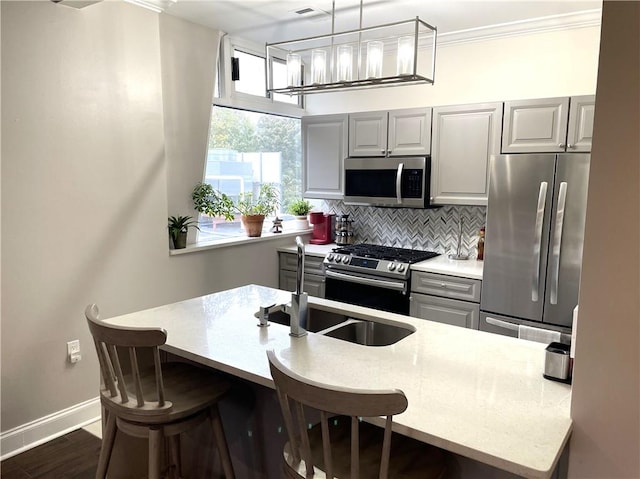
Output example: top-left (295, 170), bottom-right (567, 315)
top-left (266, 17), bottom-right (436, 96)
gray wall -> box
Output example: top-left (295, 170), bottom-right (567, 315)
top-left (0, 1), bottom-right (294, 432)
top-left (568, 2), bottom-right (640, 477)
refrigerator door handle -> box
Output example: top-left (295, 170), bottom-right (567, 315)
top-left (485, 316), bottom-right (520, 332)
top-left (532, 181), bottom-right (548, 302)
top-left (550, 182), bottom-right (568, 305)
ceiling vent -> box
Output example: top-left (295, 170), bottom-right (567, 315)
top-left (295, 7), bottom-right (315, 15)
top-left (289, 6), bottom-right (331, 21)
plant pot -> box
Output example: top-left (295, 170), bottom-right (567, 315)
top-left (172, 231), bottom-right (187, 249)
top-left (241, 214), bottom-right (266, 237)
top-left (292, 215), bottom-right (310, 230)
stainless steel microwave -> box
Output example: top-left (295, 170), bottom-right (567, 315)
top-left (344, 156), bottom-right (433, 208)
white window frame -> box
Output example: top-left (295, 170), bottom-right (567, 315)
top-left (215, 35), bottom-right (305, 117)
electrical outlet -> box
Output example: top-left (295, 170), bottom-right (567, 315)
top-left (67, 340), bottom-right (81, 363)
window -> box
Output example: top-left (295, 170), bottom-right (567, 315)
top-left (233, 50), bottom-right (266, 97)
top-left (231, 48), bottom-right (300, 106)
top-left (197, 106), bottom-right (302, 242)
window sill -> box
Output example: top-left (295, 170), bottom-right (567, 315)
top-left (169, 228), bottom-right (313, 256)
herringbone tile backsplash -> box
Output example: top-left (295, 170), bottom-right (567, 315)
top-left (322, 201), bottom-right (486, 258)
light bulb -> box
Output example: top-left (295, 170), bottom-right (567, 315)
top-left (336, 45), bottom-right (353, 82)
top-left (366, 41), bottom-right (384, 79)
top-left (286, 53), bottom-right (301, 87)
top-left (311, 49), bottom-right (327, 84)
top-left (397, 36), bottom-right (414, 76)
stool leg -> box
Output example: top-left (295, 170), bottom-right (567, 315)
top-left (96, 413), bottom-right (117, 479)
top-left (168, 434), bottom-right (181, 479)
top-left (148, 427), bottom-right (162, 479)
top-left (210, 406), bottom-right (235, 479)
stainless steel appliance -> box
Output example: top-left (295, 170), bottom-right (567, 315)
top-left (344, 156), bottom-right (435, 208)
top-left (480, 153), bottom-right (591, 334)
top-left (324, 244), bottom-right (439, 315)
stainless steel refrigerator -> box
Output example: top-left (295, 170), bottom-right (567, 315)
top-left (479, 153), bottom-right (590, 334)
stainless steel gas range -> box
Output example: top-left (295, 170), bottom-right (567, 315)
top-left (323, 244), bottom-right (439, 315)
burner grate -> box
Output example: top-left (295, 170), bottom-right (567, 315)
top-left (332, 243), bottom-right (438, 264)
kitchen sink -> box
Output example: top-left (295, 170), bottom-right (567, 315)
top-left (322, 320), bottom-right (415, 346)
top-left (258, 307), bottom-right (348, 333)
top-left (257, 306), bottom-right (414, 346)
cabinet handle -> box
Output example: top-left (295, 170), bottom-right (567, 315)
top-left (567, 144), bottom-right (575, 149)
top-left (387, 149), bottom-right (392, 154)
top-left (380, 149), bottom-right (385, 154)
top-left (558, 143), bottom-right (566, 148)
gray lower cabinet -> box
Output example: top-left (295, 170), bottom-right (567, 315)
top-left (279, 253), bottom-right (325, 298)
top-left (410, 271), bottom-right (481, 329)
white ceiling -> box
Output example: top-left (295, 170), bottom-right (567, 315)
top-left (163, 0), bottom-right (602, 45)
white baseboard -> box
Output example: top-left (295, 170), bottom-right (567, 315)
top-left (0, 397), bottom-right (101, 461)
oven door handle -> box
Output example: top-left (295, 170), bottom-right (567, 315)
top-left (325, 269), bottom-right (407, 293)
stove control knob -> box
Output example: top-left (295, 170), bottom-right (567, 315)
top-left (397, 264), bottom-right (406, 273)
top-left (388, 263), bottom-right (396, 271)
top-left (342, 256), bottom-right (350, 264)
top-left (327, 254), bottom-right (334, 261)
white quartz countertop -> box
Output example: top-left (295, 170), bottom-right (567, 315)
top-left (105, 284), bottom-right (570, 478)
top-left (411, 255), bottom-right (484, 279)
top-left (277, 243), bottom-right (336, 258)
top-left (278, 244), bottom-right (483, 279)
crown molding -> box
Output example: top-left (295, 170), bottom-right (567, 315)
top-left (437, 9), bottom-right (602, 47)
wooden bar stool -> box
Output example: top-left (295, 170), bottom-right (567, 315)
top-left (85, 304), bottom-right (235, 479)
top-left (267, 349), bottom-right (448, 479)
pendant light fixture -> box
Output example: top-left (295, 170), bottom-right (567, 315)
top-left (266, 0), bottom-right (436, 95)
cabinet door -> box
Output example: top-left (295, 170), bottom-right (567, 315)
top-left (410, 293), bottom-right (479, 329)
top-left (567, 95), bottom-right (595, 152)
top-left (431, 103), bottom-right (502, 205)
top-left (279, 270), bottom-right (325, 298)
top-left (502, 97), bottom-right (570, 153)
top-left (348, 111), bottom-right (388, 157)
top-left (303, 274), bottom-right (325, 298)
top-left (302, 114), bottom-right (348, 199)
top-left (387, 108), bottom-right (432, 156)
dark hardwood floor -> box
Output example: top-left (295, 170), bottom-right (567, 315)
top-left (0, 429), bottom-right (100, 479)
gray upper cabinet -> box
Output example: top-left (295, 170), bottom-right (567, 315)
top-left (502, 97), bottom-right (570, 153)
top-left (349, 108), bottom-right (431, 157)
top-left (302, 114), bottom-right (348, 199)
top-left (431, 102), bottom-right (502, 205)
top-left (348, 111), bottom-right (388, 157)
top-left (502, 96), bottom-right (595, 153)
top-left (566, 95), bottom-right (596, 152)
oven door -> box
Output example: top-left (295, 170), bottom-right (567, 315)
top-left (324, 269), bottom-right (410, 315)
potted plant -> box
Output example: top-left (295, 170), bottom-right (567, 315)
top-left (192, 182), bottom-right (279, 237)
top-left (288, 198), bottom-right (313, 230)
top-left (168, 215), bottom-right (200, 249)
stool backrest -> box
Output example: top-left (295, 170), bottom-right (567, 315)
top-left (85, 304), bottom-right (173, 416)
top-left (267, 350), bottom-right (408, 479)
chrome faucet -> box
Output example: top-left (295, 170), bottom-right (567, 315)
top-left (289, 236), bottom-right (308, 337)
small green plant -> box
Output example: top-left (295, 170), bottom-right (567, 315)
top-left (168, 215), bottom-right (200, 248)
top-left (192, 182), bottom-right (280, 219)
top-left (288, 198), bottom-right (312, 217)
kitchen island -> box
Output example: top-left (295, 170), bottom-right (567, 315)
top-left (105, 284), bottom-right (571, 479)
